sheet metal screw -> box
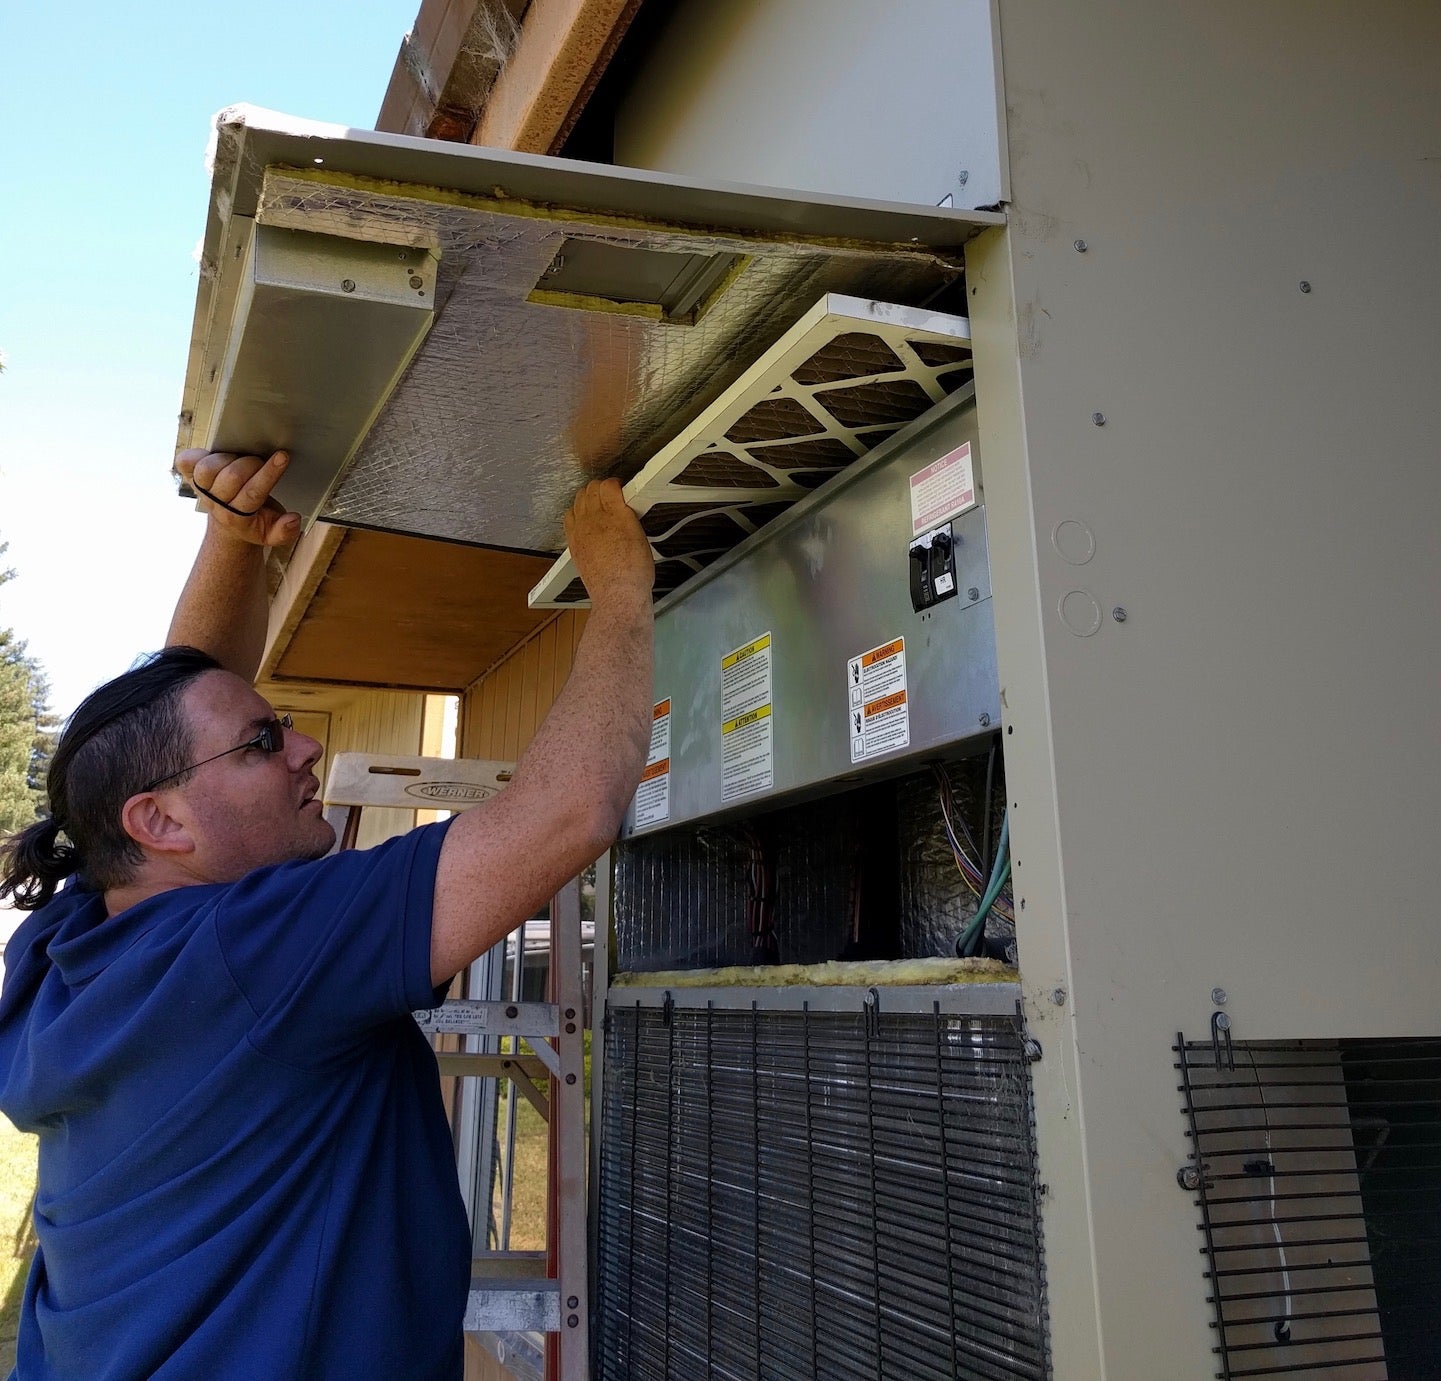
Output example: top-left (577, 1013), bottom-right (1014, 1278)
top-left (1074, 239), bottom-right (1088, 252)
top-left (979, 713), bottom-right (991, 727)
top-left (1092, 411), bottom-right (1107, 426)
top-left (408, 274), bottom-right (424, 288)
top-left (1112, 607), bottom-right (1127, 622)
top-left (1211, 987), bottom-right (1228, 1006)
top-left (1050, 988), bottom-right (1067, 1006)
top-left (1177, 1165), bottom-right (1203, 1192)
top-left (1299, 280), bottom-right (1312, 293)
top-left (967, 586), bottom-right (980, 601)
top-left (340, 278), bottom-right (356, 293)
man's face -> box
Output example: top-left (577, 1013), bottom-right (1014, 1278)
top-left (166, 670), bottom-right (335, 880)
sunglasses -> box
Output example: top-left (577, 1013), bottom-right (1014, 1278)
top-left (141, 714), bottom-right (294, 793)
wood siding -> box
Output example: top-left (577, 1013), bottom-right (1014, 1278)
top-left (287, 688), bottom-right (428, 849)
top-left (459, 611), bottom-right (589, 762)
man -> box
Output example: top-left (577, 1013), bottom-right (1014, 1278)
top-left (0, 448), bottom-right (655, 1379)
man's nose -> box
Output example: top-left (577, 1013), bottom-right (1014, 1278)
top-left (286, 728), bottom-right (324, 772)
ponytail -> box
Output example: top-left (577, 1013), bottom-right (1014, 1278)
top-left (0, 815), bottom-right (79, 911)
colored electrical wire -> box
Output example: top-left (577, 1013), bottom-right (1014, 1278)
top-left (932, 766), bottom-right (1014, 928)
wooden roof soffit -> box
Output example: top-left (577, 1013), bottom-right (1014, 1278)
top-left (473, 0), bottom-right (643, 154)
top-left (259, 521), bottom-right (347, 685)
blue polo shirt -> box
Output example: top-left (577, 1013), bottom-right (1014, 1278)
top-left (0, 820), bottom-right (469, 1380)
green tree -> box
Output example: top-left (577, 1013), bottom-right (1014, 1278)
top-left (0, 543), bottom-right (54, 836)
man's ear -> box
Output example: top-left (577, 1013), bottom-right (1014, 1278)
top-left (120, 793), bottom-right (196, 857)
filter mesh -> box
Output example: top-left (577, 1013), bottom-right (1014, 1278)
top-left (599, 1002), bottom-right (1049, 1380)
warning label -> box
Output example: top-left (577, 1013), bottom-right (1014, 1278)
top-left (633, 697), bottom-right (671, 829)
top-left (909, 441), bottom-right (977, 537)
top-left (848, 637), bottom-right (910, 762)
top-left (721, 632), bottom-right (774, 802)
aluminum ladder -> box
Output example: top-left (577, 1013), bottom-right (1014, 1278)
top-left (322, 751), bottom-right (590, 1381)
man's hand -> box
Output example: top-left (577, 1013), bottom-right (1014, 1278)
top-left (176, 449), bottom-right (303, 549)
top-left (564, 479), bottom-right (654, 606)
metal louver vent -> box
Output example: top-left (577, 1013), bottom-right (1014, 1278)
top-left (598, 989), bottom-right (1048, 1380)
top-left (530, 295), bottom-right (973, 608)
top-left (1176, 1034), bottom-right (1441, 1379)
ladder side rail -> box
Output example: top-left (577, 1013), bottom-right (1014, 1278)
top-left (551, 877), bottom-right (589, 1381)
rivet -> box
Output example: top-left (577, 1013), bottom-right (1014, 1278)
top-left (567, 1314), bottom-right (579, 1328)
top-left (565, 1073), bottom-right (577, 1085)
top-left (564, 1008), bottom-right (576, 1020)
top-left (505, 1005), bottom-right (518, 1019)
top-left (340, 278), bottom-right (356, 293)
top-left (1299, 280), bottom-right (1312, 293)
top-left (565, 1022), bottom-right (577, 1034)
top-left (1112, 607), bottom-right (1127, 622)
top-left (568, 1295), bottom-right (579, 1309)
top-left (1074, 239), bottom-right (1088, 253)
top-left (1092, 411), bottom-right (1106, 426)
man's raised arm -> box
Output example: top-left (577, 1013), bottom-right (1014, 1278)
top-left (429, 479), bottom-right (655, 987)
top-left (167, 449), bottom-right (303, 682)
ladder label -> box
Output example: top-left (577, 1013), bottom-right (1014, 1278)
top-left (721, 631), bottom-right (774, 802)
top-left (634, 697), bottom-right (672, 829)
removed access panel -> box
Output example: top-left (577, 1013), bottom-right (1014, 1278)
top-left (528, 295), bottom-right (973, 607)
top-left (176, 107), bottom-right (998, 549)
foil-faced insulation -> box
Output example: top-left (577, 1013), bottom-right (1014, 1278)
top-left (253, 170), bottom-right (969, 554)
top-left (613, 754), bottom-right (1010, 972)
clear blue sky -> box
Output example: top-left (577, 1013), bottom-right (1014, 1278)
top-left (0, 0), bottom-right (417, 717)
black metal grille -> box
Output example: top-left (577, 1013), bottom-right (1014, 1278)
top-left (1177, 1035), bottom-right (1441, 1379)
top-left (599, 1002), bottom-right (1049, 1380)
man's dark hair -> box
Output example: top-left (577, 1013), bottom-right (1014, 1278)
top-left (0, 646), bottom-right (221, 910)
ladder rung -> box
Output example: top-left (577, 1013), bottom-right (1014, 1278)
top-left (473, 1251), bottom-right (549, 1279)
top-left (435, 1054), bottom-right (549, 1082)
top-left (465, 1276), bottom-right (561, 1333)
top-left (413, 999), bottom-right (559, 1040)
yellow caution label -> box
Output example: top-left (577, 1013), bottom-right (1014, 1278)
top-left (721, 633), bottom-right (772, 671)
top-left (722, 703), bottom-right (773, 736)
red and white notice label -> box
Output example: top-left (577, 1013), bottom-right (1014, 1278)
top-left (909, 441), bottom-right (977, 537)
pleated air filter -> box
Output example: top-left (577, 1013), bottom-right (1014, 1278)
top-left (528, 295), bottom-right (973, 608)
top-left (598, 988), bottom-right (1049, 1381)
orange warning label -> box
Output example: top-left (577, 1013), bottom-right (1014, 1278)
top-left (640, 757), bottom-right (670, 783)
top-left (653, 699), bottom-right (671, 719)
top-left (862, 639), bottom-right (904, 668)
top-left (864, 689), bottom-right (907, 718)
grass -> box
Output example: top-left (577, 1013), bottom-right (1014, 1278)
top-left (488, 1033), bottom-right (591, 1253)
top-left (0, 1116), bottom-right (38, 1374)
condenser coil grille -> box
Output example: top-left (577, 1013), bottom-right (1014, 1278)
top-left (530, 295), bottom-right (972, 608)
top-left (598, 994), bottom-right (1048, 1380)
top-left (1177, 1034), bottom-right (1441, 1379)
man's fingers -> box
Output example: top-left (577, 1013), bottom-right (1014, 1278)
top-left (226, 451), bottom-right (289, 514)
